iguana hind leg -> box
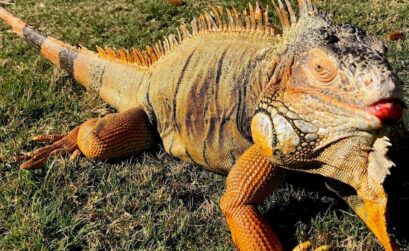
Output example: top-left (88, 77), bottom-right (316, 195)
top-left (220, 145), bottom-right (286, 251)
top-left (16, 107), bottom-right (155, 169)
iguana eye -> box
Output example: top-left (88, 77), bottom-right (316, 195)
top-left (308, 49), bottom-right (338, 83)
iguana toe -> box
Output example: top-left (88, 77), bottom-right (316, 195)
top-left (313, 245), bottom-right (331, 251)
top-left (17, 128), bottom-right (79, 169)
top-left (70, 149), bottom-right (82, 160)
top-left (293, 241), bottom-right (312, 251)
top-left (32, 134), bottom-right (65, 143)
top-left (293, 241), bottom-right (330, 251)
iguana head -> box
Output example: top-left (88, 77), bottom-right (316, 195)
top-left (251, 1), bottom-right (406, 250)
top-left (252, 2), bottom-right (406, 157)
top-left (285, 18), bottom-right (404, 130)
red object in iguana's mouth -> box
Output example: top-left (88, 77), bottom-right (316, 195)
top-left (369, 99), bottom-right (406, 125)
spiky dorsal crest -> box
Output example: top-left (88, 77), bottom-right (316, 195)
top-left (98, 0), bottom-right (317, 68)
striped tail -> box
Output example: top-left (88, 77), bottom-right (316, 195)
top-left (0, 7), bottom-right (144, 110)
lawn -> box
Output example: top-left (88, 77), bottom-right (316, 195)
top-left (0, 0), bottom-right (408, 250)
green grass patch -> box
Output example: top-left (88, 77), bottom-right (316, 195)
top-left (0, 0), bottom-right (408, 250)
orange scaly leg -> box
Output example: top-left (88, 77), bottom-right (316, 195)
top-left (13, 107), bottom-right (155, 169)
top-left (220, 145), bottom-right (286, 251)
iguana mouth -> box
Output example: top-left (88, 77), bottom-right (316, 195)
top-left (368, 99), bottom-right (406, 125)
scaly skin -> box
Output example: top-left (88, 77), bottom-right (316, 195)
top-left (220, 145), bottom-right (286, 250)
top-left (0, 1), bottom-right (407, 250)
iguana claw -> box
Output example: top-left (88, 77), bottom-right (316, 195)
top-left (11, 128), bottom-right (80, 169)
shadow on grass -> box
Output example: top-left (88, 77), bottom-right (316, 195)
top-left (387, 126), bottom-right (409, 246)
top-left (266, 172), bottom-right (345, 249)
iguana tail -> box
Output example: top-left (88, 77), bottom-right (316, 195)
top-left (0, 7), bottom-right (145, 110)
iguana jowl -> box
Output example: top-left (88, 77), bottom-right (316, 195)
top-left (0, 1), bottom-right (407, 250)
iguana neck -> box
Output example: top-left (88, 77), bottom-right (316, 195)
top-left (236, 44), bottom-right (291, 138)
top-left (308, 132), bottom-right (375, 187)
top-left (301, 133), bottom-right (394, 201)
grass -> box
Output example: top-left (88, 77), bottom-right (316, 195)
top-left (0, 0), bottom-right (408, 250)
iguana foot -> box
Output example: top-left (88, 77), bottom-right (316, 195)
top-left (293, 241), bottom-right (330, 251)
top-left (13, 128), bottom-right (80, 169)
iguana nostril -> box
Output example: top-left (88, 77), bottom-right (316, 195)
top-left (365, 78), bottom-right (373, 86)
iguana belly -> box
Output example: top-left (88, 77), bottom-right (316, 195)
top-left (160, 116), bottom-right (252, 174)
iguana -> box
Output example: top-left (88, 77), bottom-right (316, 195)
top-left (0, 1), bottom-right (407, 250)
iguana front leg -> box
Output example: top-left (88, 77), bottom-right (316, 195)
top-left (220, 145), bottom-right (286, 250)
top-left (12, 107), bottom-right (155, 169)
